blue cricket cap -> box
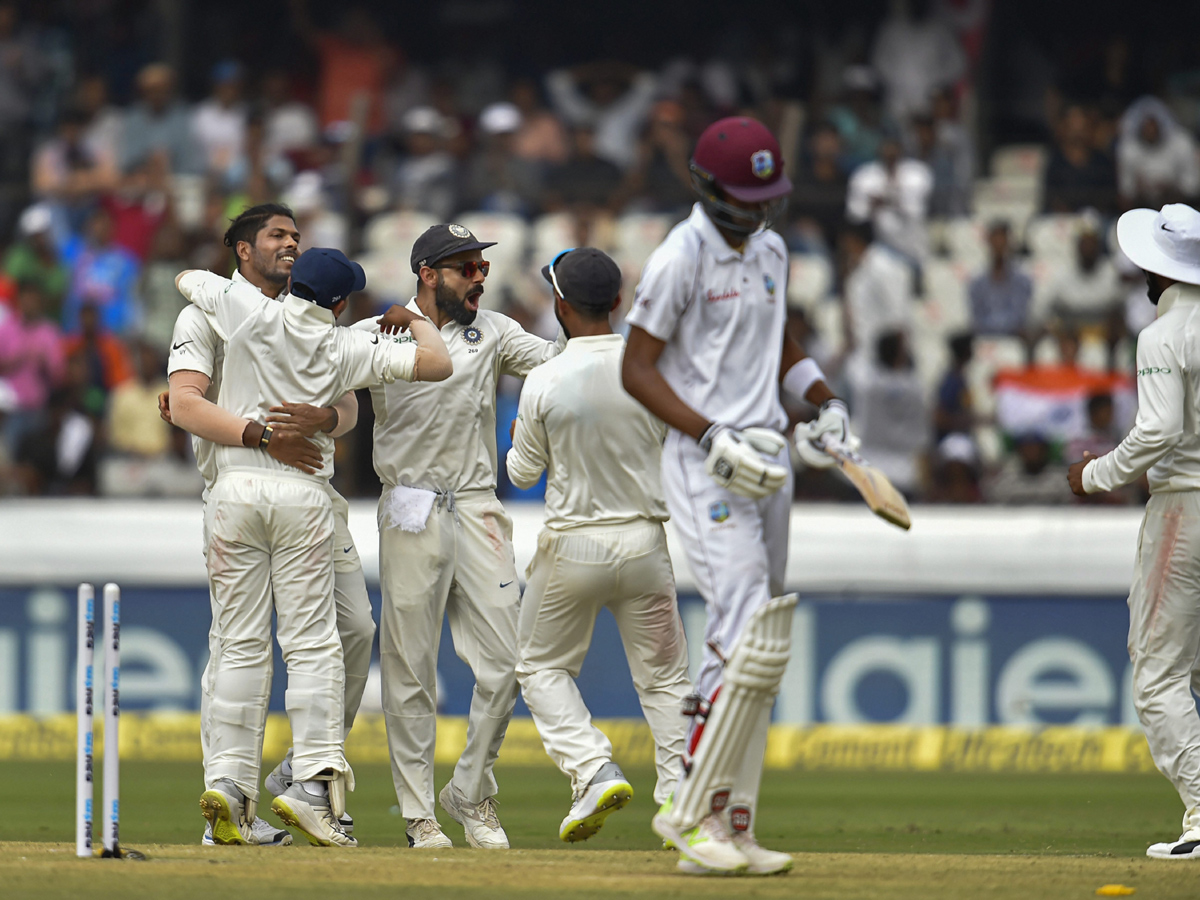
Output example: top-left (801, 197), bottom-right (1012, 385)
top-left (290, 248), bottom-right (367, 309)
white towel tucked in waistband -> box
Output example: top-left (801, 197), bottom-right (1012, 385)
top-left (383, 485), bottom-right (437, 533)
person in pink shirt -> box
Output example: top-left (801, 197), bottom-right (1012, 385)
top-left (0, 282), bottom-right (66, 449)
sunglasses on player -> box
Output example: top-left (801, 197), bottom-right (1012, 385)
top-left (547, 247), bottom-right (576, 299)
top-left (433, 259), bottom-right (490, 278)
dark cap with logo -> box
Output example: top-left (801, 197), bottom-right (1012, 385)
top-left (540, 247), bottom-right (622, 314)
top-left (410, 224), bottom-right (497, 274)
top-left (290, 247), bottom-right (366, 309)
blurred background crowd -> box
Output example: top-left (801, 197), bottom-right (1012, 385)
top-left (0, 0), bottom-right (1197, 505)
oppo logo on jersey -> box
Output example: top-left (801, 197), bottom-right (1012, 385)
top-left (706, 288), bottom-right (740, 303)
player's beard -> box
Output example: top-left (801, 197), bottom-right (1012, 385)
top-left (435, 278), bottom-right (481, 326)
top-left (249, 245), bottom-right (292, 290)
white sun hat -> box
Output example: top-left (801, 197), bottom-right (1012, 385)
top-left (1116, 203), bottom-right (1200, 285)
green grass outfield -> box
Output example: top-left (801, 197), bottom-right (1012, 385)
top-left (5, 762), bottom-right (1200, 898)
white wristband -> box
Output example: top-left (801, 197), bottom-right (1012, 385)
top-left (782, 357), bottom-right (826, 403)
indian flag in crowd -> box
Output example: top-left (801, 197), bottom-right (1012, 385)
top-left (993, 365), bottom-right (1135, 441)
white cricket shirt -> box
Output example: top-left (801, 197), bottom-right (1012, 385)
top-left (1085, 282), bottom-right (1200, 495)
top-left (352, 301), bottom-right (562, 492)
top-left (507, 333), bottom-right (668, 531)
top-left (626, 203), bottom-right (789, 433)
top-left (180, 271), bottom-right (420, 482)
top-left (166, 269), bottom-right (269, 489)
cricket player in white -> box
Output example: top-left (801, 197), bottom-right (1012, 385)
top-left (1069, 203), bottom-right (1200, 860)
top-left (352, 224), bottom-right (564, 849)
top-left (623, 117), bottom-right (855, 875)
top-left (506, 247), bottom-right (691, 844)
top-left (164, 206), bottom-right (372, 844)
top-left (176, 247), bottom-right (452, 847)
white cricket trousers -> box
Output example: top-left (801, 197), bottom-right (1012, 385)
top-left (1129, 491), bottom-right (1200, 810)
top-left (377, 487), bottom-right (521, 820)
top-left (660, 429), bottom-right (792, 830)
top-left (203, 469), bottom-right (348, 799)
top-left (199, 485), bottom-right (376, 774)
top-left (516, 520), bottom-right (691, 804)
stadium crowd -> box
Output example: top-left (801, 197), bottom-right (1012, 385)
top-left (0, 0), bottom-right (1196, 505)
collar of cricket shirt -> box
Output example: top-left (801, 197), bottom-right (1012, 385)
top-left (565, 334), bottom-right (623, 352)
top-left (284, 293), bottom-right (335, 324)
top-left (1157, 281), bottom-right (1200, 318)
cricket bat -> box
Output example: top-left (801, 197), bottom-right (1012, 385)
top-left (820, 436), bottom-right (912, 531)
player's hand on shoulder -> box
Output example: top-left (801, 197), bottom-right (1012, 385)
top-left (700, 423), bottom-right (789, 500)
top-left (378, 305), bottom-right (421, 334)
top-left (267, 426), bottom-right (324, 475)
top-left (793, 399), bottom-right (854, 469)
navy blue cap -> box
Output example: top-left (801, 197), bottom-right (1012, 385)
top-left (290, 248), bottom-right (367, 309)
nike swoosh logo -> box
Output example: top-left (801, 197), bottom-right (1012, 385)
top-left (343, 546), bottom-right (353, 553)
top-left (1162, 222), bottom-right (1173, 232)
top-left (500, 581), bottom-right (514, 588)
top-left (172, 340), bottom-right (193, 350)
top-left (371, 336), bottom-right (379, 344)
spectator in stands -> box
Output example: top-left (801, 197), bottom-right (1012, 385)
top-left (910, 97), bottom-right (972, 217)
top-left (286, 171), bottom-right (347, 251)
top-left (461, 102), bottom-right (543, 217)
top-left (934, 332), bottom-right (974, 442)
top-left (60, 207), bottom-right (141, 336)
top-left (119, 63), bottom-right (199, 175)
top-left (850, 330), bottom-right (929, 497)
top-left (928, 432), bottom-right (982, 503)
top-left (828, 65), bottom-right (886, 172)
top-left (510, 78), bottom-right (569, 170)
top-left (838, 221), bottom-right (914, 383)
top-left (1117, 96), bottom-right (1200, 209)
top-left (392, 106), bottom-right (457, 221)
top-left (106, 342), bottom-right (168, 458)
top-left (192, 60), bottom-right (246, 180)
top-left (871, 0), bottom-right (965, 124)
top-left (984, 432), bottom-right (1074, 505)
top-left (789, 121), bottom-right (849, 254)
top-left (0, 282), bottom-right (65, 452)
top-left (545, 61), bottom-right (658, 170)
top-left (74, 74), bottom-right (122, 178)
top-left (13, 383), bottom-right (97, 496)
top-left (31, 105), bottom-right (118, 230)
top-left (261, 68), bottom-right (318, 179)
top-left (383, 52), bottom-right (431, 139)
top-left (543, 125), bottom-right (624, 214)
top-left (846, 130), bottom-right (933, 276)
top-left (290, 2), bottom-right (393, 137)
top-left (138, 219), bottom-right (187, 352)
top-left (4, 204), bottom-right (69, 319)
top-left (0, 2), bottom-right (43, 190)
top-left (1043, 104), bottom-right (1117, 213)
top-left (1044, 218), bottom-right (1122, 331)
top-left (968, 220), bottom-right (1034, 346)
top-left (620, 100), bottom-right (693, 216)
top-left (62, 303), bottom-right (132, 414)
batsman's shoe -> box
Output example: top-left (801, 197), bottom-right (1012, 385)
top-left (203, 816), bottom-right (293, 847)
top-left (1148, 807), bottom-right (1200, 859)
top-left (653, 812), bottom-right (749, 875)
top-left (440, 782), bottom-right (510, 849)
top-left (406, 817), bottom-right (453, 849)
top-left (731, 833), bottom-right (793, 875)
top-left (266, 754), bottom-right (353, 834)
top-left (264, 753), bottom-right (293, 798)
top-left (199, 779), bottom-right (251, 846)
top-left (559, 762), bottom-right (634, 843)
top-left (270, 781), bottom-right (357, 847)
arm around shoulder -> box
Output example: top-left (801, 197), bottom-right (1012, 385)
top-left (410, 319), bottom-right (452, 382)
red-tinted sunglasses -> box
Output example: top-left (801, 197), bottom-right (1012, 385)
top-left (434, 260), bottom-right (490, 278)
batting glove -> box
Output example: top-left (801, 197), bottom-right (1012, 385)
top-left (793, 399), bottom-right (857, 469)
top-left (700, 423), bottom-right (789, 500)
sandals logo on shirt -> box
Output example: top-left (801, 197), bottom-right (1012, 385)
top-left (763, 273), bottom-right (776, 302)
top-left (462, 326), bottom-right (483, 345)
top-left (709, 501), bottom-right (731, 523)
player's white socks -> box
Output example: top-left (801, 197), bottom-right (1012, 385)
top-left (667, 595), bottom-right (797, 831)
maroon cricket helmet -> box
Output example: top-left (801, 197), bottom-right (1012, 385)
top-left (690, 117), bottom-right (793, 203)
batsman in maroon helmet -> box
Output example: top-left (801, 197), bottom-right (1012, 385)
top-left (622, 117), bottom-right (855, 875)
